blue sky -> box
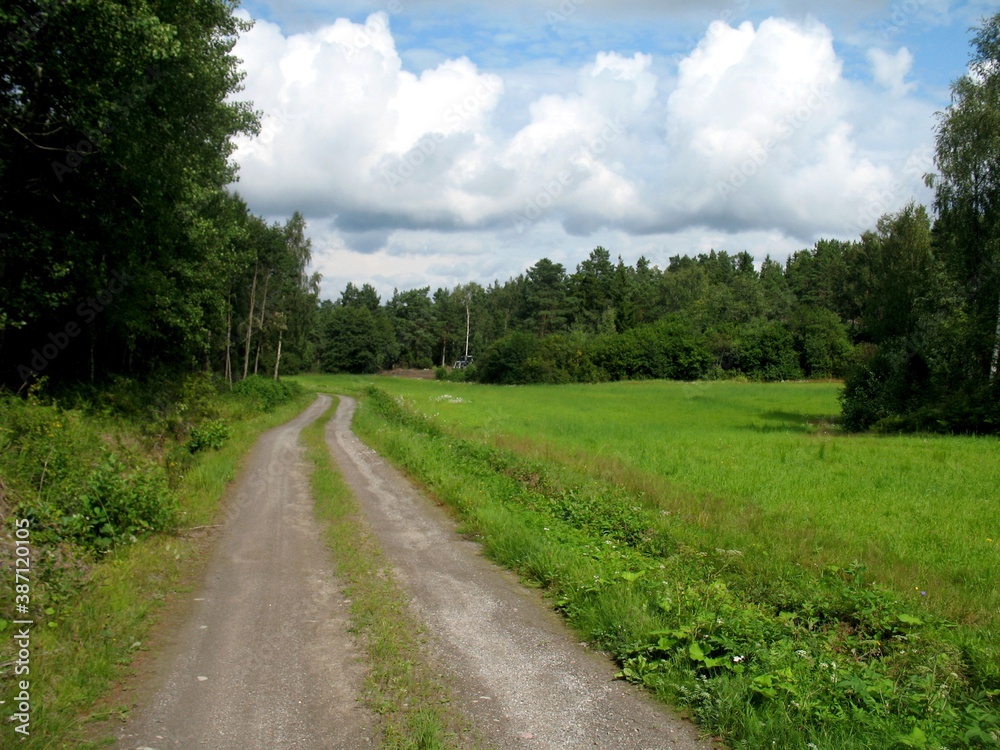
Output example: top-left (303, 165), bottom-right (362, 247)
top-left (229, 0), bottom-right (995, 301)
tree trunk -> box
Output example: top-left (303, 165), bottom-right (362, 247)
top-left (273, 329), bottom-right (283, 380)
top-left (242, 263), bottom-right (258, 381)
top-left (464, 296), bottom-right (471, 358)
top-left (441, 336), bottom-right (447, 368)
top-left (253, 270), bottom-right (271, 376)
top-left (991, 290), bottom-right (1000, 382)
top-left (224, 282), bottom-right (233, 387)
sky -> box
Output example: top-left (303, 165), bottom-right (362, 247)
top-left (228, 0), bottom-right (996, 302)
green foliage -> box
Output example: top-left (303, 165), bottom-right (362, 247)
top-left (66, 453), bottom-right (177, 551)
top-left (0, 394), bottom-right (177, 553)
top-left (731, 319), bottom-right (804, 381)
top-left (477, 331), bottom-right (547, 384)
top-left (185, 418), bottom-right (232, 453)
top-left (319, 303), bottom-right (395, 374)
top-left (593, 319), bottom-right (711, 381)
top-left (231, 374), bottom-right (301, 413)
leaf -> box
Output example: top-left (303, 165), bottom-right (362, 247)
top-left (898, 613), bottom-right (923, 626)
top-left (689, 641), bottom-right (706, 662)
top-left (656, 635), bottom-right (677, 650)
top-left (897, 726), bottom-right (928, 748)
top-left (620, 570), bottom-right (644, 582)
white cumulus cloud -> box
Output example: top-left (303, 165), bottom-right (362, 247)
top-left (868, 47), bottom-right (916, 97)
top-left (230, 11), bottom-right (937, 297)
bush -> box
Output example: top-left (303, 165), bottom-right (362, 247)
top-left (62, 453), bottom-right (177, 551)
top-left (476, 332), bottom-right (545, 384)
top-left (593, 320), bottom-right (711, 381)
top-left (231, 375), bottom-right (301, 412)
top-left (839, 339), bottom-right (929, 431)
top-left (731, 320), bottom-right (803, 381)
top-left (186, 418), bottom-right (231, 453)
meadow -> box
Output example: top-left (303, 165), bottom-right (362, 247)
top-left (296, 374), bottom-right (1000, 749)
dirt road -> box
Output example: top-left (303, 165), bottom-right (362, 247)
top-left (116, 395), bottom-right (375, 749)
top-left (327, 396), bottom-right (715, 750)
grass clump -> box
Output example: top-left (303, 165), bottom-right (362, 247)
top-left (352, 383), bottom-right (999, 750)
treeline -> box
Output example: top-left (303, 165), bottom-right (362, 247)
top-left (318, 243), bottom-right (854, 381)
top-left (0, 0), bottom-right (319, 391)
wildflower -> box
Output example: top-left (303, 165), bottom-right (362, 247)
top-left (732, 655), bottom-right (744, 663)
top-left (795, 649), bottom-right (808, 658)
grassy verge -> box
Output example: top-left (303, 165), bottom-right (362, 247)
top-left (351, 384), bottom-right (999, 750)
top-left (0, 383), bottom-right (313, 748)
top-left (300, 396), bottom-right (478, 750)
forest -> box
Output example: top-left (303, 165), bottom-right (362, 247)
top-left (2, 3), bottom-right (1000, 433)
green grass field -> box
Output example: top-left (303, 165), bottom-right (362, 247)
top-left (295, 374), bottom-right (1000, 749)
top-left (325, 376), bottom-right (999, 628)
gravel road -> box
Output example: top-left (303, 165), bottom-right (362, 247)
top-left (116, 394), bottom-right (376, 749)
top-left (327, 395), bottom-right (717, 750)
top-left (115, 394), bottom-right (718, 750)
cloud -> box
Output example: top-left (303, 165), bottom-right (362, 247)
top-left (867, 47), bottom-right (916, 96)
top-left (231, 10), bottom-right (937, 296)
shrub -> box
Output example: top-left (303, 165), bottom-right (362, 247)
top-left (731, 320), bottom-right (803, 381)
top-left (839, 339), bottom-right (929, 431)
top-left (231, 375), bottom-right (301, 412)
top-left (593, 320), bottom-right (711, 381)
top-left (62, 453), bottom-right (177, 551)
top-left (186, 419), bottom-right (231, 453)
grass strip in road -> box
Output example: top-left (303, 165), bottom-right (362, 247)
top-left (301, 397), bottom-right (477, 750)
